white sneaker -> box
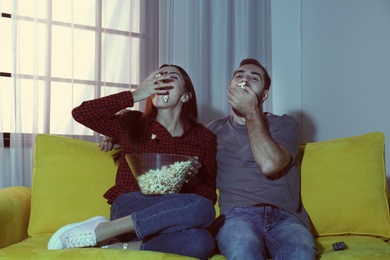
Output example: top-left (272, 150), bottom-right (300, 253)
top-left (47, 216), bottom-right (109, 250)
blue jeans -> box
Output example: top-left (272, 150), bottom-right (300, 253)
top-left (110, 191), bottom-right (216, 259)
top-left (215, 206), bottom-right (317, 260)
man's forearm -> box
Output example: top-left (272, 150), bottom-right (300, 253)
top-left (245, 111), bottom-right (291, 176)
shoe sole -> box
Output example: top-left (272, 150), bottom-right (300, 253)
top-left (47, 216), bottom-right (108, 250)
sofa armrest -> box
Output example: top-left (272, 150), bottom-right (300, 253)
top-left (0, 186), bottom-right (31, 248)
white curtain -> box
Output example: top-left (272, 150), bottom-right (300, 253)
top-left (158, 0), bottom-right (271, 124)
top-left (0, 0), bottom-right (157, 188)
top-left (0, 0), bottom-right (270, 188)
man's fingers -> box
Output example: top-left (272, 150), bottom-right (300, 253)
top-left (113, 144), bottom-right (121, 150)
top-left (99, 139), bottom-right (112, 152)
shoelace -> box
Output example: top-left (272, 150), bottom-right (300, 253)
top-left (64, 232), bottom-right (96, 249)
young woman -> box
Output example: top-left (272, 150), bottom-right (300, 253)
top-left (47, 65), bottom-right (217, 260)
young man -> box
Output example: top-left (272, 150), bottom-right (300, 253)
top-left (206, 58), bottom-right (317, 259)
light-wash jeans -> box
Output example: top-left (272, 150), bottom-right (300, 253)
top-left (110, 191), bottom-right (215, 259)
top-left (215, 205), bottom-right (317, 260)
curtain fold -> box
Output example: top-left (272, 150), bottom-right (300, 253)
top-left (10, 0), bottom-right (31, 187)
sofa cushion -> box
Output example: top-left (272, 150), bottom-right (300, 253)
top-left (0, 234), bottom-right (198, 259)
top-left (28, 134), bottom-right (118, 236)
top-left (0, 234), bottom-right (196, 260)
top-left (301, 132), bottom-right (390, 238)
top-left (315, 235), bottom-right (390, 258)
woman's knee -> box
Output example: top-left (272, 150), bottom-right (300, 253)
top-left (110, 192), bottom-right (143, 220)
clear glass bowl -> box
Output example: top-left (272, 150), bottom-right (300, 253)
top-left (125, 153), bottom-right (196, 195)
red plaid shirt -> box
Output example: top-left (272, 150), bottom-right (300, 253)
top-left (72, 91), bottom-right (217, 205)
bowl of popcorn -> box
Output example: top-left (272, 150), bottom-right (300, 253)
top-left (125, 153), bottom-right (197, 195)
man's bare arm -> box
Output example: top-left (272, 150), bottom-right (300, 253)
top-left (229, 85), bottom-right (291, 176)
top-left (245, 110), bottom-right (291, 176)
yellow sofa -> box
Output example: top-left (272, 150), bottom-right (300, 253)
top-left (1, 132), bottom-right (390, 259)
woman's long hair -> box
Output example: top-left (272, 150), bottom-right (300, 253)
top-left (113, 64), bottom-right (198, 163)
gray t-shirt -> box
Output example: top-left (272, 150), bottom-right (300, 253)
top-left (207, 113), bottom-right (310, 229)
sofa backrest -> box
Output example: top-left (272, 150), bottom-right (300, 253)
top-left (28, 132), bottom-right (390, 240)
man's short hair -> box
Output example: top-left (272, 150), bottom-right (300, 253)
top-left (237, 58), bottom-right (271, 90)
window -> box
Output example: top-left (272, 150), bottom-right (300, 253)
top-left (0, 0), bottom-right (157, 139)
